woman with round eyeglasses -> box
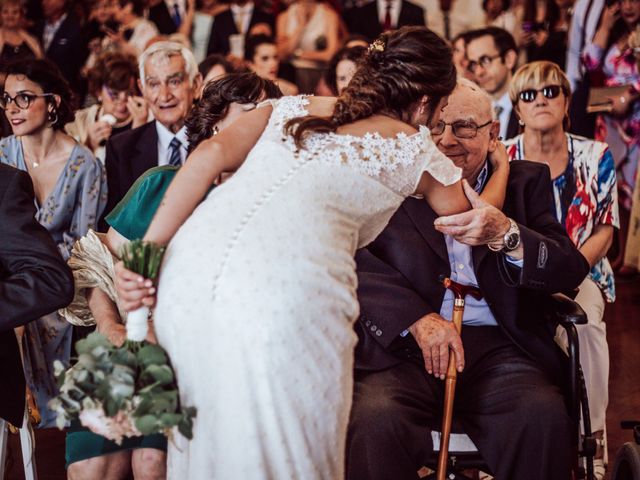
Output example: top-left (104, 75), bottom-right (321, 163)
top-left (0, 58), bottom-right (107, 428)
top-left (66, 51), bottom-right (149, 164)
top-left (504, 61), bottom-right (619, 480)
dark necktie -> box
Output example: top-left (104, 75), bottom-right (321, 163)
top-left (494, 105), bottom-right (504, 119)
top-left (172, 3), bottom-right (182, 27)
top-left (169, 137), bottom-right (182, 166)
top-left (382, 0), bottom-right (392, 31)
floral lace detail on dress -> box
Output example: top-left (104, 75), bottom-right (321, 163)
top-left (267, 95), bottom-right (461, 196)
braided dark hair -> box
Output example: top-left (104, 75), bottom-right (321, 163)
top-left (285, 27), bottom-right (456, 148)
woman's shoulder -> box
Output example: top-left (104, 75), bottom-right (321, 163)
top-left (68, 141), bottom-right (104, 174)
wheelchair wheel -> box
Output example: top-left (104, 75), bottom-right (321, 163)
top-left (611, 442), bottom-right (640, 480)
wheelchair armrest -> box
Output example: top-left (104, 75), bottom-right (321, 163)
top-left (546, 292), bottom-right (587, 326)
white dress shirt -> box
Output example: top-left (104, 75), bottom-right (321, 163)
top-left (376, 0), bottom-right (402, 28)
top-left (43, 13), bottom-right (67, 52)
top-left (231, 2), bottom-right (255, 34)
top-left (492, 91), bottom-right (513, 140)
top-left (156, 122), bottom-right (188, 166)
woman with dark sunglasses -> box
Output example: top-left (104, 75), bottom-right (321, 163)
top-left (504, 60), bottom-right (619, 480)
top-left (0, 58), bottom-right (107, 429)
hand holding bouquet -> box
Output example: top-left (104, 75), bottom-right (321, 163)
top-left (50, 241), bottom-right (196, 444)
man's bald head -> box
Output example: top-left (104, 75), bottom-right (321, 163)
top-left (432, 78), bottom-right (500, 185)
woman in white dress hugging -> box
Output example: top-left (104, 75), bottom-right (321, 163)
top-left (116, 26), bottom-right (510, 480)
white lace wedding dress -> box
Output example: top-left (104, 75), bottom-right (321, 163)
top-left (153, 96), bottom-right (461, 479)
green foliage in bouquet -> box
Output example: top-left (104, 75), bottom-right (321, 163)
top-left (120, 239), bottom-right (166, 279)
top-left (50, 333), bottom-right (196, 442)
top-left (49, 240), bottom-right (195, 444)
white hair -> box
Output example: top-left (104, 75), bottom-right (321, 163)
top-left (456, 76), bottom-right (497, 120)
top-left (138, 41), bottom-right (198, 89)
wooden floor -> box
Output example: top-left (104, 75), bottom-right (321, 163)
top-left (3, 280), bottom-right (639, 480)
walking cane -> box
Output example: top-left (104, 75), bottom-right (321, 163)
top-left (436, 277), bottom-right (482, 480)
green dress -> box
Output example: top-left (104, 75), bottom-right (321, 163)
top-left (66, 166), bottom-right (179, 466)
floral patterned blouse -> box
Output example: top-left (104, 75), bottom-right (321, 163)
top-left (505, 133), bottom-right (619, 302)
top-left (0, 135), bottom-right (107, 259)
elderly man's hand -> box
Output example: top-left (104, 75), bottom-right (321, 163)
top-left (408, 313), bottom-right (464, 379)
top-left (434, 179), bottom-right (510, 246)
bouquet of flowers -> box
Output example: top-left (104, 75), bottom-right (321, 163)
top-left (49, 240), bottom-right (196, 444)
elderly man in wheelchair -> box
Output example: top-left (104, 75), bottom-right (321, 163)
top-left (348, 78), bottom-right (594, 480)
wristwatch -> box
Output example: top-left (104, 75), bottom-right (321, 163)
top-left (487, 218), bottom-right (521, 252)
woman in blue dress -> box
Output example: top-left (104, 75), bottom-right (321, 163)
top-left (0, 58), bottom-right (107, 427)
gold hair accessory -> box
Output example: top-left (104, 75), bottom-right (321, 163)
top-left (369, 39), bottom-right (385, 53)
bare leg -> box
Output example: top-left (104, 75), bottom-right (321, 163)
top-left (132, 448), bottom-right (167, 480)
top-left (67, 451), bottom-right (131, 480)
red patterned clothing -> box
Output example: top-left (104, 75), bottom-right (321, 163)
top-left (505, 133), bottom-right (619, 302)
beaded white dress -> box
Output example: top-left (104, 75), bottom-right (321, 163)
top-left (153, 96), bottom-right (461, 479)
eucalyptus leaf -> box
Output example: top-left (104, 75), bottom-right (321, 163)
top-left (135, 414), bottom-right (159, 435)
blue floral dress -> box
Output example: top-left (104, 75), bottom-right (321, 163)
top-left (0, 135), bottom-right (107, 427)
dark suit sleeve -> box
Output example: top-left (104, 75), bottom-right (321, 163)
top-left (206, 16), bottom-right (226, 55)
top-left (497, 164), bottom-right (590, 293)
top-left (356, 247), bottom-right (434, 350)
top-left (0, 170), bottom-right (74, 332)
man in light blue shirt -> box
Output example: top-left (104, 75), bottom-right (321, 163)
top-left (347, 79), bottom-right (590, 480)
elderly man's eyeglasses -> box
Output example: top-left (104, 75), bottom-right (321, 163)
top-left (431, 120), bottom-right (493, 139)
top-left (467, 54), bottom-right (502, 72)
top-left (518, 85), bottom-right (563, 103)
top-left (0, 92), bottom-right (54, 110)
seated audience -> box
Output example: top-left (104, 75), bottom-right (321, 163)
top-left (104, 41), bottom-right (202, 218)
top-left (244, 34), bottom-right (298, 95)
top-left (33, 0), bottom-right (88, 95)
top-left (0, 58), bottom-right (107, 427)
top-left (276, 0), bottom-right (340, 93)
top-left (0, 0), bottom-right (42, 69)
top-left (0, 164), bottom-right (74, 429)
top-left (521, 0), bottom-right (572, 69)
top-left (66, 51), bottom-right (149, 163)
top-left (324, 45), bottom-right (366, 96)
top-left (347, 77), bottom-right (590, 480)
top-left (206, 0), bottom-right (274, 57)
top-left (504, 61), bottom-right (619, 479)
top-left (198, 53), bottom-right (243, 86)
top-left (342, 0), bottom-right (425, 42)
top-left (62, 72), bottom-right (282, 480)
top-left (109, 0), bottom-right (160, 57)
top-left (583, 0), bottom-right (640, 276)
top-left (466, 26), bottom-right (520, 139)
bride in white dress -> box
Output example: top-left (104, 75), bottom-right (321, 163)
top-left (116, 27), bottom-right (509, 479)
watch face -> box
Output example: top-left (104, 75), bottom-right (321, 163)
top-left (505, 232), bottom-right (519, 250)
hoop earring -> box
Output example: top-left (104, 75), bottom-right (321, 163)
top-left (47, 110), bottom-right (58, 127)
top-left (518, 119), bottom-right (524, 126)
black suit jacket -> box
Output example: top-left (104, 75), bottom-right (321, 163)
top-left (206, 7), bottom-right (275, 56)
top-left (343, 0), bottom-right (425, 41)
top-left (354, 161), bottom-right (590, 385)
top-left (148, 2), bottom-right (179, 35)
top-left (0, 165), bottom-right (74, 425)
top-left (104, 121), bottom-right (159, 219)
top-left (34, 14), bottom-right (88, 91)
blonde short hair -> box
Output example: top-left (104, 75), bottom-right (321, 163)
top-left (509, 61), bottom-right (571, 130)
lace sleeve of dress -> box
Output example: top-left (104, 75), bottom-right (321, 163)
top-left (264, 95), bottom-right (311, 132)
top-left (413, 126), bottom-right (462, 190)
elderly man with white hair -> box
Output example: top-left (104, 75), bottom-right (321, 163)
top-left (347, 77), bottom-right (590, 480)
top-left (104, 41), bottom-right (202, 217)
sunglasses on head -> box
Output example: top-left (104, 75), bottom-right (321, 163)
top-left (518, 85), bottom-right (563, 103)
